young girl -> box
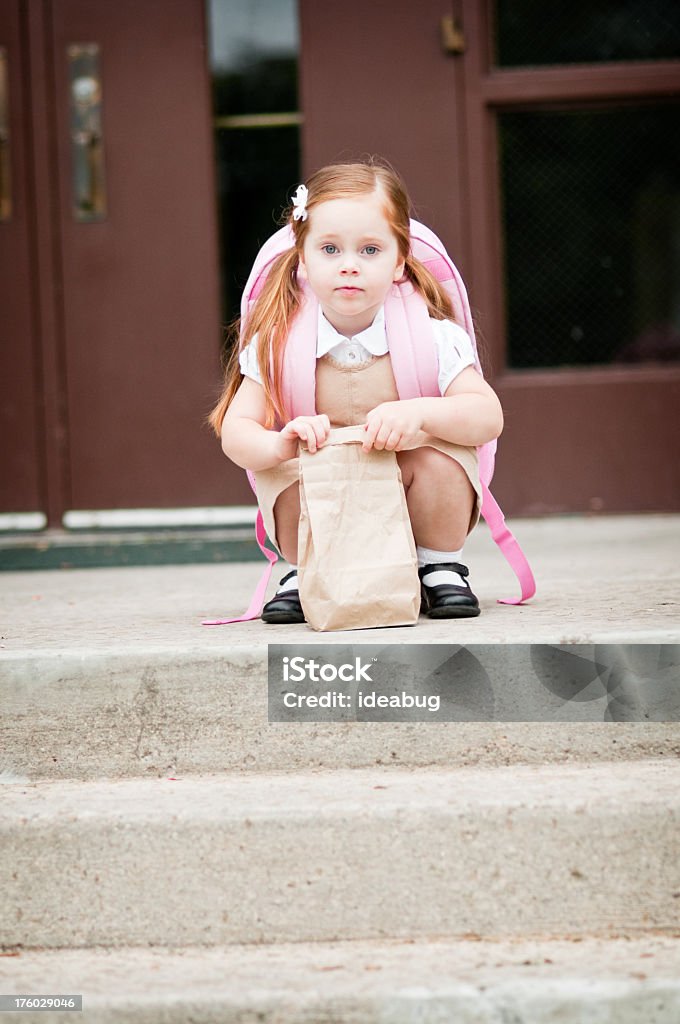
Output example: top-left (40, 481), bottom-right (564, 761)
top-left (209, 161), bottom-right (503, 623)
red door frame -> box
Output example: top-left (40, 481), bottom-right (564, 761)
top-left (459, 0), bottom-right (680, 513)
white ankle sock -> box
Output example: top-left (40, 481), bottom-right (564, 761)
top-left (276, 565), bottom-right (298, 593)
top-left (416, 546), bottom-right (467, 587)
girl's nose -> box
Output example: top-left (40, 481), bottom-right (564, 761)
top-left (340, 254), bottom-right (359, 274)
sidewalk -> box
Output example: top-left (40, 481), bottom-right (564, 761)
top-left (1, 514), bottom-right (678, 654)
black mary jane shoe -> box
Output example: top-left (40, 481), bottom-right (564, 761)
top-left (419, 562), bottom-right (481, 619)
top-left (261, 570), bottom-right (306, 624)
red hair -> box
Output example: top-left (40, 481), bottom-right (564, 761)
top-left (209, 160), bottom-right (456, 433)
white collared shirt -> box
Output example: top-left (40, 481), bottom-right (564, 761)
top-left (239, 305), bottom-right (476, 395)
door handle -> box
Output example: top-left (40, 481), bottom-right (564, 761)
top-left (68, 43), bottom-right (106, 220)
top-left (0, 47), bottom-right (10, 222)
top-left (441, 14), bottom-right (465, 55)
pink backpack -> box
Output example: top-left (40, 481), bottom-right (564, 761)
top-left (204, 219), bottom-right (536, 625)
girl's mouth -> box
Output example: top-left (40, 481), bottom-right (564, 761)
top-left (336, 286), bottom-right (362, 294)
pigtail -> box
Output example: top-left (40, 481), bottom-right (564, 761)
top-left (207, 325), bottom-right (243, 436)
top-left (208, 247), bottom-right (302, 435)
top-left (405, 255), bottom-right (456, 322)
top-left (250, 247), bottom-right (302, 427)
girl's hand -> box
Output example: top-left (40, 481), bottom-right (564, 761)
top-left (276, 414), bottom-right (331, 459)
top-left (363, 399), bottom-right (425, 451)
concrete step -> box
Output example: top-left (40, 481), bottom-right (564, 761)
top-left (2, 646), bottom-right (678, 780)
top-left (2, 761), bottom-right (679, 949)
top-left (1, 937), bottom-right (679, 1023)
top-left (2, 516), bottom-right (679, 655)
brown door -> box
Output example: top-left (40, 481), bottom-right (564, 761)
top-left (458, 0), bottom-right (680, 514)
top-left (1, 0), bottom-right (241, 524)
top-left (300, 0), bottom-right (680, 514)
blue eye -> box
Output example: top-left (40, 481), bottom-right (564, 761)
top-left (363, 245), bottom-right (379, 255)
top-left (322, 244), bottom-right (338, 255)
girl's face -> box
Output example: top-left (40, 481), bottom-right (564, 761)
top-left (299, 192), bottom-right (405, 336)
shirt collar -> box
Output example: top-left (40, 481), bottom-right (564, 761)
top-left (316, 305), bottom-right (388, 357)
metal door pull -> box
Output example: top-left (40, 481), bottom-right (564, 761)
top-left (68, 43), bottom-right (106, 221)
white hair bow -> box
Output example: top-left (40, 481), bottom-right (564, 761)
top-left (291, 184), bottom-right (308, 222)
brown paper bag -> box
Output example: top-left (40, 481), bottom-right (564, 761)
top-left (297, 425), bottom-right (420, 631)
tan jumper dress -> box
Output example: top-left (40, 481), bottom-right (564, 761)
top-left (255, 353), bottom-right (482, 553)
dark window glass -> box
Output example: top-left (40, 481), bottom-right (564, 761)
top-left (494, 0), bottom-right (680, 67)
top-left (213, 125), bottom-right (299, 321)
top-left (499, 105), bottom-right (680, 368)
top-left (207, 1), bottom-right (300, 324)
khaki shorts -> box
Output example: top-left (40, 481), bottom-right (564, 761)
top-left (254, 439), bottom-right (481, 554)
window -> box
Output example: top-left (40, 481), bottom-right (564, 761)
top-left (206, 0), bottom-right (301, 324)
top-left (499, 104), bottom-right (680, 368)
top-left (494, 0), bottom-right (680, 67)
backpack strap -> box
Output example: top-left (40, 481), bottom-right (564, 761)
top-left (203, 468), bottom-right (279, 625)
top-left (480, 483), bottom-right (536, 604)
top-left (281, 284), bottom-right (319, 418)
top-left (202, 508), bottom-right (278, 625)
top-left (384, 281), bottom-right (439, 398)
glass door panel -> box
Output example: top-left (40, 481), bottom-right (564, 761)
top-left (206, 0), bottom-right (300, 324)
top-left (499, 103), bottom-right (680, 368)
top-left (494, 0), bottom-right (680, 67)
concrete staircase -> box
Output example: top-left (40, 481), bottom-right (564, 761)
top-left (2, 516), bottom-right (680, 1021)
top-left (2, 656), bottom-right (680, 1021)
